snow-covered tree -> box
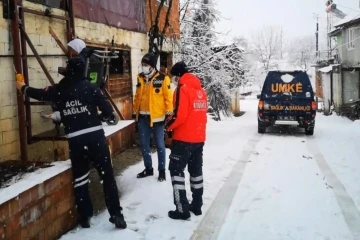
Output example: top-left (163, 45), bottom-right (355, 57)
top-left (288, 35), bottom-right (316, 71)
top-left (251, 26), bottom-right (282, 71)
top-left (172, 0), bottom-right (246, 120)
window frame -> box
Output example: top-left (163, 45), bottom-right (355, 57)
top-left (347, 28), bottom-right (355, 50)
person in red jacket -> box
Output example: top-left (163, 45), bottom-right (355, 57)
top-left (165, 61), bottom-right (208, 220)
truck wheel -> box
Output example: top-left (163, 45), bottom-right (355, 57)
top-left (305, 128), bottom-right (314, 135)
top-left (258, 125), bottom-right (266, 134)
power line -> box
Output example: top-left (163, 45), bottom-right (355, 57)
top-left (336, 4), bottom-right (360, 13)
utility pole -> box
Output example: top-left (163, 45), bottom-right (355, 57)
top-left (327, 13), bottom-right (333, 60)
top-left (315, 14), bottom-right (319, 60)
top-left (313, 13), bottom-right (319, 61)
top-left (280, 26), bottom-right (283, 59)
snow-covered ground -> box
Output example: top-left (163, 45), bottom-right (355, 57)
top-left (60, 99), bottom-right (360, 240)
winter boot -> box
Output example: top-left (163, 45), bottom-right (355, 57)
top-left (168, 210), bottom-right (191, 220)
top-left (109, 214), bottom-right (127, 229)
top-left (158, 170), bottom-right (166, 182)
top-left (80, 217), bottom-right (91, 228)
top-left (137, 168), bottom-right (154, 178)
top-left (189, 205), bottom-right (202, 216)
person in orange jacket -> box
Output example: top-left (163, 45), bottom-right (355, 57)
top-left (165, 61), bottom-right (208, 220)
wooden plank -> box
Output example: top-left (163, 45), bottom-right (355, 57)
top-left (49, 27), bottom-right (68, 56)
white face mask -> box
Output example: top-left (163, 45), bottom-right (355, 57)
top-left (142, 66), bottom-right (152, 75)
top-left (172, 76), bottom-right (180, 86)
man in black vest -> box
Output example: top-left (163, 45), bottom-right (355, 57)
top-left (16, 56), bottom-right (126, 229)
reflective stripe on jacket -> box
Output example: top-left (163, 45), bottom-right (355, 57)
top-left (133, 71), bottom-right (174, 126)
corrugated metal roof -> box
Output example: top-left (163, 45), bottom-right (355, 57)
top-left (333, 14), bottom-right (360, 28)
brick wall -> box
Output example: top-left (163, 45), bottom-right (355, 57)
top-left (0, 1), bottom-right (69, 162)
top-left (146, 0), bottom-right (180, 38)
top-left (0, 169), bottom-right (77, 240)
top-left (0, 0), bottom-right (149, 162)
top-left (0, 123), bottom-right (135, 240)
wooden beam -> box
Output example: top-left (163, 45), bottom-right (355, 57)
top-left (49, 27), bottom-right (68, 56)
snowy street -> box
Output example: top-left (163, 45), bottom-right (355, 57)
top-left (60, 99), bottom-right (360, 240)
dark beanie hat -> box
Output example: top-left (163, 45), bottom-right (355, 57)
top-left (141, 52), bottom-right (158, 68)
top-left (170, 61), bottom-right (188, 77)
top-left (66, 56), bottom-right (86, 80)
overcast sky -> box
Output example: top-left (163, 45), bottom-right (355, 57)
top-left (214, 0), bottom-right (360, 46)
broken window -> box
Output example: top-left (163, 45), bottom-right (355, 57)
top-left (85, 46), bottom-right (132, 99)
top-left (107, 50), bottom-right (132, 99)
top-left (26, 0), bottom-right (66, 10)
top-left (109, 50), bottom-right (131, 75)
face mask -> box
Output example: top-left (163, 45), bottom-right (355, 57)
top-left (142, 66), bottom-right (152, 75)
top-left (172, 76), bottom-right (180, 86)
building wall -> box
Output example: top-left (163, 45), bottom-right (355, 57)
top-left (146, 0), bottom-right (180, 39)
top-left (342, 70), bottom-right (360, 103)
top-left (321, 72), bottom-right (332, 115)
top-left (0, 1), bottom-right (69, 162)
top-left (315, 70), bottom-right (323, 99)
top-left (332, 72), bottom-right (342, 111)
top-left (0, 1), bottom-right (149, 162)
top-left (338, 27), bottom-right (360, 67)
top-left (74, 18), bottom-right (149, 119)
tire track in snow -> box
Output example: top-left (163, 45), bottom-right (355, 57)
top-left (307, 138), bottom-right (360, 240)
top-left (190, 134), bottom-right (263, 240)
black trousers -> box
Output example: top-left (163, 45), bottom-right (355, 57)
top-left (168, 140), bottom-right (204, 214)
top-left (68, 130), bottom-right (122, 220)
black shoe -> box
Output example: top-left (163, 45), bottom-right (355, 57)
top-left (158, 170), bottom-right (166, 182)
top-left (109, 215), bottom-right (127, 229)
top-left (137, 168), bottom-right (154, 178)
top-left (80, 217), bottom-right (91, 228)
top-left (189, 205), bottom-right (202, 216)
top-left (168, 210), bottom-right (191, 220)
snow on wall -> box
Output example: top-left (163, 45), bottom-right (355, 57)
top-left (0, 120), bottom-right (134, 205)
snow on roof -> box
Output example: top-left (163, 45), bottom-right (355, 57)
top-left (319, 65), bottom-right (333, 73)
top-left (333, 14), bottom-right (360, 28)
top-left (0, 120), bottom-right (134, 205)
top-left (319, 64), bottom-right (340, 73)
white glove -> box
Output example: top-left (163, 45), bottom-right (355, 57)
top-left (40, 111), bottom-right (62, 123)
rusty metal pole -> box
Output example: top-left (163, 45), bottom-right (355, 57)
top-left (19, 6), bottom-right (32, 144)
top-left (11, 0), bottom-right (28, 161)
top-left (104, 89), bottom-right (125, 120)
top-left (66, 0), bottom-right (75, 42)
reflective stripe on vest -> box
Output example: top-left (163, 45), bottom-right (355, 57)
top-left (66, 125), bottom-right (103, 138)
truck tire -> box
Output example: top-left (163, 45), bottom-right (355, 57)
top-left (305, 128), bottom-right (314, 135)
top-left (258, 125), bottom-right (266, 134)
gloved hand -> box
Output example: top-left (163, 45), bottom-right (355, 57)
top-left (106, 112), bottom-right (119, 125)
top-left (16, 73), bottom-right (25, 91)
top-left (165, 130), bottom-right (173, 138)
top-left (99, 114), bottom-right (108, 122)
top-left (164, 114), bottom-right (173, 129)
